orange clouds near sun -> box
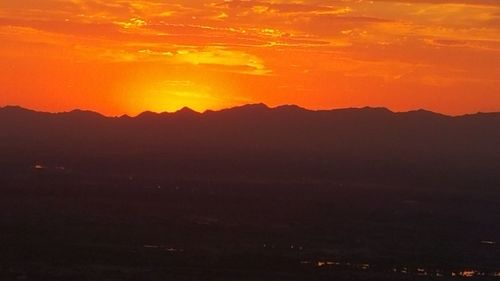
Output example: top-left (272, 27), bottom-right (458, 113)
top-left (0, 0), bottom-right (499, 115)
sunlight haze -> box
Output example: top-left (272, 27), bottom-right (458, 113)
top-left (1, 0), bottom-right (499, 115)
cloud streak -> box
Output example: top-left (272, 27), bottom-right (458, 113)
top-left (0, 0), bottom-right (499, 115)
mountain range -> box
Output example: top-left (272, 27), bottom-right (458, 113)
top-left (1, 104), bottom-right (499, 187)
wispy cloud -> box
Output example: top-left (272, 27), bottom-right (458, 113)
top-left (0, 0), bottom-right (499, 115)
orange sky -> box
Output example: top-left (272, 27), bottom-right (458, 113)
top-left (1, 0), bottom-right (499, 116)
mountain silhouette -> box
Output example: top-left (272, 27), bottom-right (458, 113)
top-left (1, 104), bottom-right (499, 187)
top-left (3, 104), bottom-right (500, 280)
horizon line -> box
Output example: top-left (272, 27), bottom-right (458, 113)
top-left (1, 103), bottom-right (499, 118)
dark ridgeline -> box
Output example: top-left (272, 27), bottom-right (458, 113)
top-left (1, 104), bottom-right (500, 281)
top-left (1, 104), bottom-right (499, 186)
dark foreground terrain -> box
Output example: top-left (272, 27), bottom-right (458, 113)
top-left (1, 175), bottom-right (500, 280)
top-left (1, 105), bottom-right (500, 280)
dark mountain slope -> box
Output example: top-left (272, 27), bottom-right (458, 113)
top-left (1, 105), bottom-right (499, 187)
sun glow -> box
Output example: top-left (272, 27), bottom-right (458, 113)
top-left (139, 89), bottom-right (222, 113)
top-left (1, 0), bottom-right (499, 115)
top-left (124, 78), bottom-right (232, 114)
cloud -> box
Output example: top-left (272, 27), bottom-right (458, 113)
top-left (369, 0), bottom-right (500, 6)
top-left (213, 0), bottom-right (350, 15)
top-left (1, 0), bottom-right (499, 115)
top-left (173, 47), bottom-right (270, 75)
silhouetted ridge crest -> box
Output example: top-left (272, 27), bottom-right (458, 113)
top-left (0, 105), bottom-right (40, 116)
top-left (328, 106), bottom-right (393, 115)
top-left (1, 105), bottom-right (32, 112)
top-left (136, 111), bottom-right (159, 119)
top-left (3, 104), bottom-right (500, 120)
top-left (60, 109), bottom-right (104, 120)
top-left (223, 103), bottom-right (270, 113)
top-left (402, 109), bottom-right (446, 118)
top-left (175, 107), bottom-right (200, 116)
top-left (275, 104), bottom-right (307, 112)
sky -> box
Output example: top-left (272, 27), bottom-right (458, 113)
top-left (0, 0), bottom-right (499, 116)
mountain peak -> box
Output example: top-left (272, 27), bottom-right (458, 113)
top-left (402, 109), bottom-right (444, 118)
top-left (360, 106), bottom-right (393, 113)
top-left (176, 106), bottom-right (199, 115)
top-left (275, 104), bottom-right (306, 112)
top-left (1, 105), bottom-right (32, 113)
top-left (65, 109), bottom-right (104, 118)
top-left (137, 111), bottom-right (159, 118)
top-left (222, 103), bottom-right (270, 113)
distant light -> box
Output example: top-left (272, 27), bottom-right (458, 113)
top-left (460, 270), bottom-right (477, 277)
top-left (360, 264), bottom-right (370, 270)
top-left (417, 268), bottom-right (428, 276)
